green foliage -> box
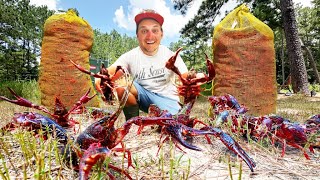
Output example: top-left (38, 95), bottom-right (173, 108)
top-left (91, 29), bottom-right (139, 64)
top-left (250, 0), bottom-right (282, 29)
top-left (171, 0), bottom-right (226, 72)
top-left (199, 82), bottom-right (212, 96)
top-left (0, 80), bottom-right (40, 102)
top-left (173, 0), bottom-right (320, 86)
top-left (310, 83), bottom-right (320, 92)
top-left (0, 0), bottom-right (139, 82)
top-left (296, 4), bottom-right (320, 83)
top-left (169, 40), bottom-right (213, 72)
top-left (178, 0), bottom-right (229, 43)
top-left (0, 0), bottom-right (54, 81)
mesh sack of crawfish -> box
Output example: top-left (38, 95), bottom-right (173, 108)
top-left (39, 9), bottom-right (101, 109)
top-left (212, 4), bottom-right (277, 116)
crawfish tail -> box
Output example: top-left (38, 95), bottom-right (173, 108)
top-left (14, 112), bottom-right (70, 143)
top-left (36, 115), bottom-right (70, 143)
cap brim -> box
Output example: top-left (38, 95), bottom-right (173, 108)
top-left (135, 12), bottom-right (164, 26)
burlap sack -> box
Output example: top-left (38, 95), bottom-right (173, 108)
top-left (39, 9), bottom-right (100, 109)
top-left (212, 4), bottom-right (276, 116)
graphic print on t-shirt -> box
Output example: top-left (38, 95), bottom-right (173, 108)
top-left (137, 66), bottom-right (166, 83)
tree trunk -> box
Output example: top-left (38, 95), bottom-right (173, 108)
top-left (280, 0), bottom-right (309, 94)
top-left (300, 40), bottom-right (320, 84)
top-left (281, 29), bottom-right (285, 86)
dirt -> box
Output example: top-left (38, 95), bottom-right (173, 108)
top-left (277, 92), bottom-right (320, 100)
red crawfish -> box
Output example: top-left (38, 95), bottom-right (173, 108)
top-left (74, 101), bottom-right (180, 178)
top-left (0, 86), bottom-right (134, 179)
top-left (305, 114), bottom-right (320, 147)
top-left (208, 94), bottom-right (248, 115)
top-left (269, 116), bottom-right (314, 160)
top-left (306, 114), bottom-right (320, 128)
top-left (0, 87), bottom-right (95, 127)
top-left (124, 104), bottom-right (256, 172)
top-left (74, 78), bottom-right (138, 168)
top-left (165, 47), bottom-right (215, 105)
top-left (3, 112), bottom-right (70, 144)
top-left (78, 143), bottom-right (132, 180)
top-left (70, 60), bottom-right (130, 104)
top-left (208, 94), bottom-right (320, 160)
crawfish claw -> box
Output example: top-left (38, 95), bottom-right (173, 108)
top-left (165, 47), bottom-right (183, 76)
top-left (201, 126), bottom-right (256, 172)
top-left (164, 123), bottom-right (202, 151)
top-left (205, 53), bottom-right (215, 80)
top-left (0, 87), bottom-right (36, 107)
top-left (0, 87), bottom-right (51, 114)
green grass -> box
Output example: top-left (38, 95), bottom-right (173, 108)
top-left (0, 128), bottom-right (69, 179)
top-left (277, 94), bottom-right (320, 122)
top-left (0, 80), bottom-right (40, 103)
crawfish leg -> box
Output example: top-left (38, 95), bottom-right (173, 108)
top-left (281, 139), bottom-right (286, 158)
top-left (157, 135), bottom-right (188, 155)
top-left (108, 164), bottom-right (133, 180)
top-left (285, 141), bottom-right (311, 160)
top-left (1, 122), bottom-right (16, 131)
top-left (112, 145), bottom-right (134, 169)
top-left (205, 53), bottom-right (215, 80)
top-left (106, 172), bottom-right (116, 180)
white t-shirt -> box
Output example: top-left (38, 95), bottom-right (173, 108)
top-left (113, 45), bottom-right (188, 101)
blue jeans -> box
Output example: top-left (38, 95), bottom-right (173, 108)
top-left (133, 81), bottom-right (181, 115)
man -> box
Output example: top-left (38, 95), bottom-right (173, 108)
top-left (101, 9), bottom-right (190, 120)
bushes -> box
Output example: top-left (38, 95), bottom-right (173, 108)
top-left (0, 80), bottom-right (40, 103)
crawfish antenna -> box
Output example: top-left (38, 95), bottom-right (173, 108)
top-left (113, 67), bottom-right (134, 118)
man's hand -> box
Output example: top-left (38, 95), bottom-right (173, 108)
top-left (196, 73), bottom-right (205, 79)
top-left (94, 78), bottom-right (103, 95)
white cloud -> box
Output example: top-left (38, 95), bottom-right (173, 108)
top-left (113, 0), bottom-right (203, 39)
top-left (114, 6), bottom-right (129, 29)
top-left (29, 0), bottom-right (59, 10)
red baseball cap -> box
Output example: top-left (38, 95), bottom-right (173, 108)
top-left (134, 9), bottom-right (164, 26)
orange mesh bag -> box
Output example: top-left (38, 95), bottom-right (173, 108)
top-left (39, 9), bottom-right (100, 109)
top-left (212, 4), bottom-right (276, 116)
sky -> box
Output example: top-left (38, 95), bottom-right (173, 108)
top-left (29, 0), bottom-right (313, 46)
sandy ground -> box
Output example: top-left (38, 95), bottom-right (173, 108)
top-left (120, 123), bottom-right (319, 180)
top-left (0, 93), bottom-right (319, 180)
